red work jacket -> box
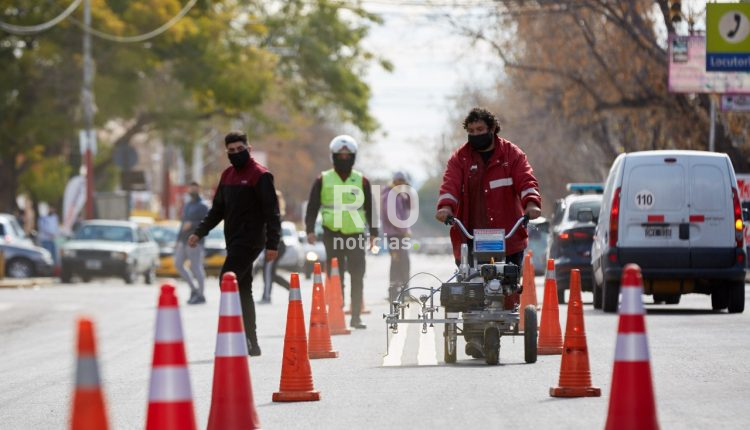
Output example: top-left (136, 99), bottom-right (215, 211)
top-left (437, 137), bottom-right (542, 260)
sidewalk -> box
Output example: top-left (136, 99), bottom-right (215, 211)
top-left (0, 277), bottom-right (55, 289)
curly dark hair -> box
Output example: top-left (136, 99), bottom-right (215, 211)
top-left (462, 107), bottom-right (501, 134)
top-left (224, 130), bottom-right (247, 146)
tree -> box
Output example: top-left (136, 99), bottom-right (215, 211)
top-left (443, 0), bottom-right (750, 206)
top-left (0, 0), bottom-right (387, 213)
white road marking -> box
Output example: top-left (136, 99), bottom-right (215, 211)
top-left (0, 303), bottom-right (14, 312)
top-left (382, 305), bottom-right (416, 367)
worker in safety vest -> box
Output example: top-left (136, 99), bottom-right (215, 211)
top-left (305, 135), bottom-right (378, 329)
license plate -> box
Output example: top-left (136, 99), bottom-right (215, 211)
top-left (645, 226), bottom-right (672, 238)
top-left (85, 260), bottom-right (102, 270)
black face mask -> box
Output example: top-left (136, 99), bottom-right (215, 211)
top-left (468, 133), bottom-right (493, 151)
top-left (333, 155), bottom-right (355, 175)
top-left (228, 149), bottom-right (250, 169)
top-left (189, 192), bottom-right (200, 201)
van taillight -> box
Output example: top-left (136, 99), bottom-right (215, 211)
top-left (732, 188), bottom-right (743, 248)
top-left (609, 187), bottom-right (621, 248)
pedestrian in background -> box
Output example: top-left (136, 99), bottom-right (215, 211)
top-left (175, 182), bottom-right (209, 305)
top-left (37, 206), bottom-right (60, 264)
top-left (189, 131), bottom-right (281, 356)
top-left (381, 171), bottom-right (412, 302)
top-left (259, 189), bottom-right (290, 304)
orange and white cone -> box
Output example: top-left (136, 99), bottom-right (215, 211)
top-left (550, 269), bottom-right (601, 397)
top-left (519, 252), bottom-right (538, 331)
top-left (605, 264), bottom-right (659, 430)
top-left (327, 258), bottom-right (351, 335)
top-left (308, 262), bottom-right (338, 359)
top-left (146, 284), bottom-right (197, 430)
top-left (273, 273), bottom-right (321, 402)
top-left (538, 259), bottom-right (563, 355)
top-left (207, 272), bottom-right (261, 429)
top-left (70, 317), bottom-right (109, 430)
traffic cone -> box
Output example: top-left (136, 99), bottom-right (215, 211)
top-left (327, 258), bottom-right (351, 335)
top-left (309, 262), bottom-right (338, 359)
top-left (273, 273), bottom-right (321, 402)
top-left (207, 272), bottom-right (261, 429)
top-left (519, 252), bottom-right (538, 331)
top-left (605, 264), bottom-right (659, 430)
top-left (550, 269), bottom-right (601, 397)
top-left (146, 284), bottom-right (197, 430)
top-left (70, 317), bottom-right (109, 430)
top-left (538, 259), bottom-right (563, 355)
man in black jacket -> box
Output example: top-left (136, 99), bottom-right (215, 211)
top-left (188, 131), bottom-right (281, 356)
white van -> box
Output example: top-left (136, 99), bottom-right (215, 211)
top-left (591, 150), bottom-right (746, 313)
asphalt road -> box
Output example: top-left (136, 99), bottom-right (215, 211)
top-left (1, 253), bottom-right (749, 429)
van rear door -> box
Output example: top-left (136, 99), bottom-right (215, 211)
top-left (619, 155), bottom-right (689, 268)
top-left (688, 155), bottom-right (735, 268)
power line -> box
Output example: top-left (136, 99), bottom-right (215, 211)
top-left (0, 0), bottom-right (82, 35)
top-left (70, 0), bottom-right (198, 43)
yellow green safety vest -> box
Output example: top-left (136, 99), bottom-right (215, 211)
top-left (321, 169), bottom-right (366, 234)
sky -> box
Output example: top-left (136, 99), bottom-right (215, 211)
top-left (355, 1), bottom-right (500, 186)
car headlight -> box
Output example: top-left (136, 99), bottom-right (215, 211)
top-left (306, 251), bottom-right (319, 262)
top-left (111, 251), bottom-right (128, 260)
top-left (62, 249), bottom-right (77, 258)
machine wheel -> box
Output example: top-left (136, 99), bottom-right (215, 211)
top-left (712, 288), bottom-right (729, 310)
top-left (6, 258), bottom-right (34, 278)
top-left (483, 327), bottom-right (500, 365)
top-left (592, 279), bottom-right (603, 310)
top-left (665, 294), bottom-right (681, 305)
top-left (602, 279), bottom-right (620, 313)
top-left (524, 305), bottom-right (537, 363)
top-left (444, 323), bottom-right (457, 364)
top-left (728, 281), bottom-right (745, 314)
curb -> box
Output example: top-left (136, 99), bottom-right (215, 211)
top-left (0, 278), bottom-right (56, 289)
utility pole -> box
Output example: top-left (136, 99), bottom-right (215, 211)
top-left (82, 0), bottom-right (95, 219)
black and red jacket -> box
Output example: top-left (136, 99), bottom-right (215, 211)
top-left (194, 158), bottom-right (281, 253)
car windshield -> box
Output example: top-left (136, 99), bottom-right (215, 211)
top-left (150, 225), bottom-right (178, 245)
top-left (568, 201), bottom-right (601, 221)
top-left (74, 225), bottom-right (134, 242)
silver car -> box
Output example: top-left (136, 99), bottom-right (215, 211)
top-left (61, 220), bottom-right (159, 284)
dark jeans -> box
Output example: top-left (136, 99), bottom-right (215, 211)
top-left (262, 241), bottom-right (289, 300)
top-left (221, 248), bottom-right (263, 342)
top-left (322, 229), bottom-right (366, 320)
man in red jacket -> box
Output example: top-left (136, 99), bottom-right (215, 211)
top-left (435, 107), bottom-right (542, 358)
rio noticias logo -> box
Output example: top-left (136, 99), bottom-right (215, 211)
top-left (330, 184), bottom-right (419, 251)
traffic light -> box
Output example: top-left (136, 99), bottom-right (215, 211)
top-left (669, 0), bottom-right (682, 24)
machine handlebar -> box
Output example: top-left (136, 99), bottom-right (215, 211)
top-left (445, 214), bottom-right (529, 241)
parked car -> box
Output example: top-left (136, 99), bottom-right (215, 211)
top-left (1, 242), bottom-right (54, 278)
top-left (547, 194), bottom-right (602, 303)
top-left (254, 221), bottom-right (306, 276)
top-left (591, 150), bottom-right (746, 313)
top-left (299, 230), bottom-right (327, 279)
top-left (0, 213), bottom-right (34, 247)
top-left (148, 220), bottom-right (180, 277)
top-left (527, 216), bottom-right (550, 275)
top-left (61, 220), bottom-right (159, 284)
top-left (204, 222), bottom-right (227, 276)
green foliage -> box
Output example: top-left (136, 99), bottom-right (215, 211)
top-left (0, 0), bottom-right (385, 210)
top-left (18, 147), bottom-right (71, 205)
